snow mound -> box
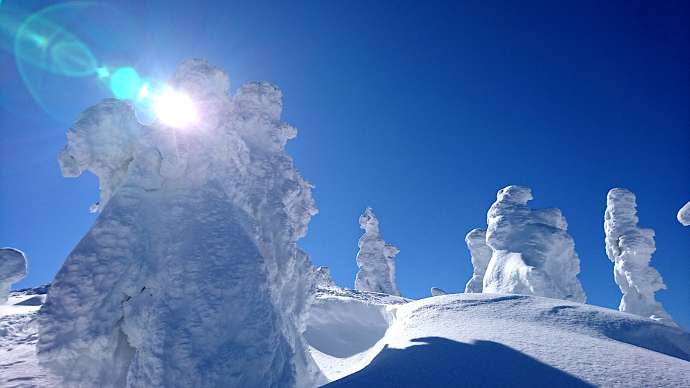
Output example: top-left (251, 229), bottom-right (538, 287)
top-left (678, 201), bottom-right (690, 226)
top-left (323, 293), bottom-right (690, 387)
top-left (355, 208), bottom-right (401, 296)
top-left (463, 228), bottom-right (491, 293)
top-left (0, 248), bottom-right (27, 304)
top-left (39, 59), bottom-right (322, 387)
top-left (605, 188), bottom-right (675, 325)
top-left (483, 186), bottom-right (586, 303)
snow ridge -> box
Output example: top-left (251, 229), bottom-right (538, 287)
top-left (605, 188), bottom-right (675, 325)
top-left (38, 59), bottom-right (322, 387)
top-left (355, 208), bottom-right (400, 296)
top-left (482, 186), bottom-right (586, 303)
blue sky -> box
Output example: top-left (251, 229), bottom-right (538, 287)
top-left (1, 0), bottom-right (688, 327)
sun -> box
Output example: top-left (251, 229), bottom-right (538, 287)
top-left (153, 87), bottom-right (199, 129)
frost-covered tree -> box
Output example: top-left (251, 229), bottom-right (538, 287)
top-left (605, 188), bottom-right (675, 325)
top-left (354, 207), bottom-right (400, 296)
top-left (0, 248), bottom-right (27, 304)
top-left (483, 186), bottom-right (586, 302)
top-left (678, 200), bottom-right (690, 227)
top-left (464, 228), bottom-right (492, 293)
top-left (38, 60), bottom-right (323, 387)
top-left (315, 266), bottom-right (336, 288)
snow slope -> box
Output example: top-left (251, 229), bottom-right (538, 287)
top-left (311, 289), bottom-right (690, 387)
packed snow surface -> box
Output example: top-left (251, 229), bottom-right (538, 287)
top-left (605, 188), bottom-right (675, 325)
top-left (313, 289), bottom-right (690, 387)
top-left (39, 59), bottom-right (322, 388)
top-left (354, 208), bottom-right (400, 296)
top-left (0, 248), bottom-right (27, 304)
top-left (482, 186), bottom-right (586, 303)
top-left (678, 200), bottom-right (690, 226)
top-left (463, 228), bottom-right (491, 293)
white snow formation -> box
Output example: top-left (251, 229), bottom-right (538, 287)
top-left (430, 287), bottom-right (448, 296)
top-left (315, 266), bottom-right (336, 288)
top-left (482, 186), bottom-right (586, 303)
top-left (605, 188), bottom-right (675, 325)
top-left (0, 248), bottom-right (27, 304)
top-left (39, 59), bottom-right (323, 387)
top-left (354, 207), bottom-right (401, 296)
top-left (678, 200), bottom-right (690, 226)
top-left (463, 228), bottom-right (491, 293)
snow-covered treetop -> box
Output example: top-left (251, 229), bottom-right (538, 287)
top-left (677, 201), bottom-right (690, 227)
top-left (1, 247), bottom-right (27, 304)
top-left (355, 207), bottom-right (400, 296)
top-left (359, 207), bottom-right (380, 234)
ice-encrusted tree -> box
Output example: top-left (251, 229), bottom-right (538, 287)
top-left (483, 185), bottom-right (586, 303)
top-left (605, 188), bottom-right (675, 325)
top-left (354, 207), bottom-right (400, 296)
top-left (38, 60), bottom-right (323, 387)
top-left (464, 228), bottom-right (492, 293)
top-left (678, 200), bottom-right (690, 227)
top-left (0, 248), bottom-right (27, 304)
top-left (315, 266), bottom-right (336, 288)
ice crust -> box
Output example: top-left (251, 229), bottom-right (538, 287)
top-left (39, 59), bottom-right (323, 387)
top-left (605, 188), bottom-right (675, 325)
top-left (354, 208), bottom-right (400, 296)
top-left (0, 248), bottom-right (27, 304)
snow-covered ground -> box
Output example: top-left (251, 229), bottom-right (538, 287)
top-left (2, 285), bottom-right (689, 387)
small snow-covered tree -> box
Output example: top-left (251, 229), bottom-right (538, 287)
top-left (483, 185), bottom-right (586, 302)
top-left (464, 228), bottom-right (492, 293)
top-left (605, 188), bottom-right (675, 325)
top-left (0, 248), bottom-right (27, 304)
top-left (315, 266), bottom-right (336, 288)
top-left (354, 207), bottom-right (400, 296)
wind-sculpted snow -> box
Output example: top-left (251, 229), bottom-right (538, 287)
top-left (678, 201), bottom-right (690, 226)
top-left (605, 188), bottom-right (675, 325)
top-left (482, 186), bottom-right (586, 303)
top-left (0, 248), bottom-right (27, 304)
top-left (355, 208), bottom-right (400, 296)
top-left (39, 59), bottom-right (323, 387)
top-left (463, 229), bottom-right (491, 293)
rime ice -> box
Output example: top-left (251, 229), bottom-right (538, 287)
top-left (463, 228), bottom-right (491, 293)
top-left (39, 59), bottom-right (323, 387)
top-left (605, 188), bottom-right (675, 325)
top-left (678, 201), bottom-right (690, 227)
top-left (354, 208), bottom-right (400, 296)
top-left (0, 248), bottom-right (27, 304)
top-left (482, 186), bottom-right (586, 303)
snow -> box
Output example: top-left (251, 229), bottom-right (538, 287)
top-left (605, 188), bottom-right (675, 325)
top-left (430, 287), bottom-right (447, 296)
top-left (315, 266), bottom-right (337, 288)
top-left (38, 59), bottom-right (322, 387)
top-left (678, 201), bottom-right (690, 226)
top-left (354, 208), bottom-right (401, 296)
top-left (0, 248), bottom-right (27, 304)
top-left (463, 228), bottom-right (491, 293)
top-left (318, 291), bottom-right (690, 387)
top-left (483, 186), bottom-right (587, 303)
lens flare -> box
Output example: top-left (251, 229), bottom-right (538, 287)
top-left (109, 67), bottom-right (141, 100)
top-left (153, 88), bottom-right (199, 129)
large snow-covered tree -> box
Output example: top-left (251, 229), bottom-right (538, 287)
top-left (482, 185), bottom-right (586, 302)
top-left (354, 207), bottom-right (400, 296)
top-left (605, 188), bottom-right (675, 325)
top-left (463, 228), bottom-right (492, 293)
top-left (38, 60), bottom-right (323, 387)
top-left (0, 247), bottom-right (27, 304)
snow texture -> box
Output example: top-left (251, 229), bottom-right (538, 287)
top-left (39, 59), bottom-right (323, 387)
top-left (315, 266), bottom-right (336, 288)
top-left (482, 186), bottom-right (586, 303)
top-left (430, 287), bottom-right (448, 296)
top-left (463, 228), bottom-right (491, 293)
top-left (354, 208), bottom-right (400, 296)
top-left (605, 188), bottom-right (675, 325)
top-left (0, 248), bottom-right (27, 304)
top-left (678, 201), bottom-right (690, 226)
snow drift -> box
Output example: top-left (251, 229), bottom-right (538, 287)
top-left (354, 208), bottom-right (400, 296)
top-left (38, 59), bottom-right (322, 387)
top-left (482, 186), bottom-right (586, 303)
top-left (0, 248), bottom-right (27, 304)
top-left (463, 228), bottom-right (491, 293)
top-left (605, 188), bottom-right (675, 325)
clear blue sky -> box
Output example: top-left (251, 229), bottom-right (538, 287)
top-left (1, 0), bottom-right (688, 327)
